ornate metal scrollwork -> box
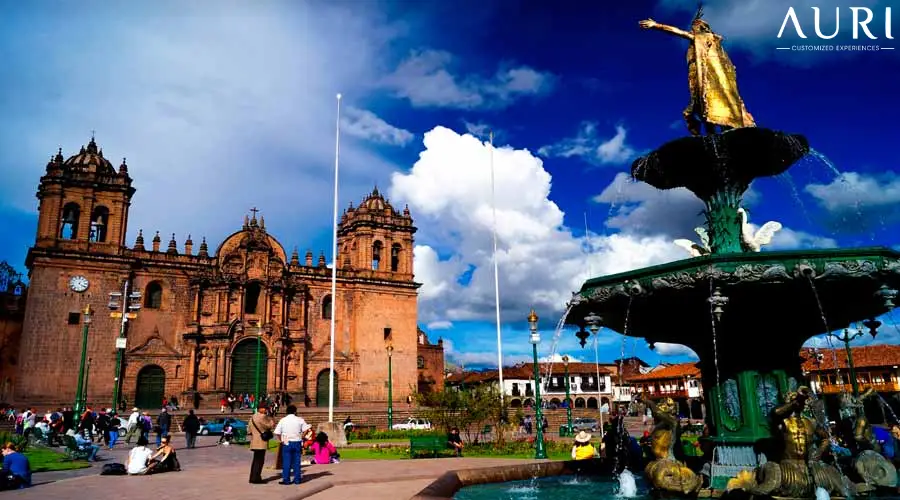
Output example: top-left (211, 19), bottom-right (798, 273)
top-left (816, 260), bottom-right (878, 280)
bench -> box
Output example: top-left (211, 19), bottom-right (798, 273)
top-left (409, 435), bottom-right (446, 458)
top-left (63, 435), bottom-right (91, 461)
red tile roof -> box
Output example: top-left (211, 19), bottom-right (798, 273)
top-left (801, 345), bottom-right (900, 371)
top-left (445, 362), bottom-right (611, 385)
top-left (627, 362), bottom-right (700, 382)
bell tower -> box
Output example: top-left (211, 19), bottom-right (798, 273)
top-left (337, 187), bottom-right (415, 278)
top-left (34, 136), bottom-right (135, 253)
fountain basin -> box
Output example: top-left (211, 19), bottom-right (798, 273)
top-left (566, 247), bottom-right (900, 365)
top-left (631, 127), bottom-right (809, 200)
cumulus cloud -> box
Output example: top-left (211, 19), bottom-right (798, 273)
top-left (805, 172), bottom-right (900, 233)
top-left (652, 342), bottom-right (699, 359)
top-left (594, 172), bottom-right (706, 238)
top-left (382, 49), bottom-right (554, 109)
top-left (341, 106), bottom-right (414, 146)
top-left (539, 123), bottom-right (637, 166)
top-left (426, 320), bottom-right (453, 330)
top-left (0, 2), bottom-right (406, 249)
top-left (391, 126), bottom-right (685, 326)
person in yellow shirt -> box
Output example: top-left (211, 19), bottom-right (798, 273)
top-left (572, 431), bottom-right (599, 460)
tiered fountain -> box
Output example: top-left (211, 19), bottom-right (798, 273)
top-left (563, 8), bottom-right (900, 498)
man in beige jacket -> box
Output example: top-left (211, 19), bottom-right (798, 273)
top-left (248, 404), bottom-right (275, 484)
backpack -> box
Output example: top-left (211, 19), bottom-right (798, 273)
top-left (100, 463), bottom-right (127, 475)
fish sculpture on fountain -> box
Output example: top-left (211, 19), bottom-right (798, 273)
top-left (563, 3), bottom-right (900, 498)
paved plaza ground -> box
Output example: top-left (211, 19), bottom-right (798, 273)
top-left (12, 435), bottom-right (529, 499)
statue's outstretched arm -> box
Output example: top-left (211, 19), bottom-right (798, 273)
top-left (639, 19), bottom-right (694, 40)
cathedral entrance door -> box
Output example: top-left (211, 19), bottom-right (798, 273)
top-left (135, 365), bottom-right (166, 409)
top-left (231, 339), bottom-right (267, 397)
top-left (316, 369), bottom-right (338, 407)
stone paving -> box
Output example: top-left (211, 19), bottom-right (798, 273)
top-left (15, 435), bottom-right (530, 499)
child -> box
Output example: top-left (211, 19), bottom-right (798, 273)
top-left (218, 423), bottom-right (234, 446)
top-left (309, 432), bottom-right (339, 464)
top-left (572, 431), bottom-right (598, 460)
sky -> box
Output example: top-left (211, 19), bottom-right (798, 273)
top-left (1, 0), bottom-right (899, 370)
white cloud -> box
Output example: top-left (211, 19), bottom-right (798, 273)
top-left (652, 342), bottom-right (698, 359)
top-left (426, 320), bottom-right (453, 330)
top-left (390, 126), bottom-right (685, 326)
top-left (1, 3), bottom-right (408, 250)
top-left (806, 172), bottom-right (900, 212)
top-left (594, 172), bottom-right (705, 238)
top-left (543, 353), bottom-right (582, 363)
top-left (341, 106), bottom-right (413, 146)
top-left (464, 121), bottom-right (490, 138)
top-left (538, 123), bottom-right (636, 166)
top-left (382, 49), bottom-right (554, 109)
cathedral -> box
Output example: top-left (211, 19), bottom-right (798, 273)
top-left (14, 137), bottom-right (443, 409)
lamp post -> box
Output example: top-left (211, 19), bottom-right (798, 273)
top-left (563, 355), bottom-right (573, 436)
top-left (528, 309), bottom-right (547, 459)
top-left (74, 305), bottom-right (92, 414)
top-left (585, 313), bottom-right (603, 436)
top-left (827, 320), bottom-right (880, 397)
top-left (84, 358), bottom-right (92, 407)
top-left (387, 344), bottom-right (394, 429)
top-left (253, 324), bottom-right (263, 410)
top-left (109, 280), bottom-right (141, 411)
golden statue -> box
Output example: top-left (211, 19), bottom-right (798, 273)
top-left (638, 395), bottom-right (702, 495)
top-left (728, 387), bottom-right (851, 497)
top-left (639, 6), bottom-right (755, 136)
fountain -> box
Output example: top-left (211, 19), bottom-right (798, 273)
top-left (415, 6), bottom-right (900, 500)
top-left (560, 6), bottom-right (900, 499)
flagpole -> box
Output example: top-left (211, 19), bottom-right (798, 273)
top-left (328, 93), bottom-right (342, 423)
top-left (489, 131), bottom-right (504, 403)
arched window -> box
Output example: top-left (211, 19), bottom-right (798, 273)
top-left (60, 202), bottom-right (80, 239)
top-left (144, 282), bottom-right (163, 309)
top-left (89, 206), bottom-right (110, 243)
top-left (371, 241), bottom-right (383, 270)
top-left (244, 282), bottom-right (261, 314)
top-left (390, 244), bottom-right (401, 272)
top-left (322, 295), bottom-right (332, 320)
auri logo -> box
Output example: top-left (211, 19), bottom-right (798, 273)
top-left (776, 7), bottom-right (894, 52)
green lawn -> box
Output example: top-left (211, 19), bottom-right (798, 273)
top-left (24, 447), bottom-right (90, 472)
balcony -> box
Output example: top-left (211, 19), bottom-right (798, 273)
top-left (512, 388), bottom-right (522, 397)
top-left (819, 381), bottom-right (900, 394)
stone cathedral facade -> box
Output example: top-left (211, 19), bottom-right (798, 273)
top-left (14, 137), bottom-right (442, 409)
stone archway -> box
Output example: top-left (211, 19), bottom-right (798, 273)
top-left (135, 365), bottom-right (166, 409)
top-left (316, 369), bottom-right (338, 407)
top-left (231, 339), bottom-right (268, 397)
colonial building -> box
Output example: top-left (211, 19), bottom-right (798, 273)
top-left (801, 345), bottom-right (900, 396)
top-left (15, 137), bottom-right (441, 409)
top-left (0, 262), bottom-right (26, 402)
top-left (626, 362), bottom-right (704, 418)
top-left (416, 328), bottom-right (444, 395)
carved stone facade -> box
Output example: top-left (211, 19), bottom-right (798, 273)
top-left (14, 137), bottom-right (442, 409)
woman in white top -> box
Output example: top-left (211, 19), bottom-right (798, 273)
top-left (126, 436), bottom-right (154, 475)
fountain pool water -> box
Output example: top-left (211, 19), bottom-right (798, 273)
top-left (453, 472), bottom-right (650, 500)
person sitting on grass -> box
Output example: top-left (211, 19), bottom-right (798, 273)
top-left (1, 441), bottom-right (31, 490)
top-left (448, 427), bottom-right (464, 457)
top-left (126, 436), bottom-right (154, 475)
top-left (572, 431), bottom-right (598, 460)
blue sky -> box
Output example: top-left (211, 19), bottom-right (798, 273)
top-left (1, 0), bottom-right (899, 369)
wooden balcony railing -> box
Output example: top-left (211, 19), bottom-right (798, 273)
top-left (818, 382), bottom-right (900, 394)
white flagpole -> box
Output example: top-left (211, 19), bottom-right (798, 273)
top-left (489, 131), bottom-right (504, 403)
top-left (328, 93), bottom-right (342, 423)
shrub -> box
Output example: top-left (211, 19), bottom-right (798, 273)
top-left (0, 431), bottom-right (29, 452)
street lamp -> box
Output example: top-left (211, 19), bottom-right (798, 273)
top-left (827, 320), bottom-right (880, 397)
top-left (74, 304), bottom-right (93, 414)
top-left (109, 281), bottom-right (141, 411)
top-left (387, 344), bottom-right (394, 429)
top-left (528, 308), bottom-right (547, 460)
top-left (84, 358), bottom-right (92, 407)
top-left (585, 313), bottom-right (603, 436)
top-left (562, 355), bottom-right (573, 436)
top-left (253, 324), bottom-right (263, 410)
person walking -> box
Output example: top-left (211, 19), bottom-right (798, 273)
top-left (156, 409), bottom-right (171, 447)
top-left (124, 408), bottom-right (141, 444)
top-left (182, 410), bottom-right (200, 449)
top-left (247, 405), bottom-right (275, 484)
top-left (273, 405), bottom-right (310, 485)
